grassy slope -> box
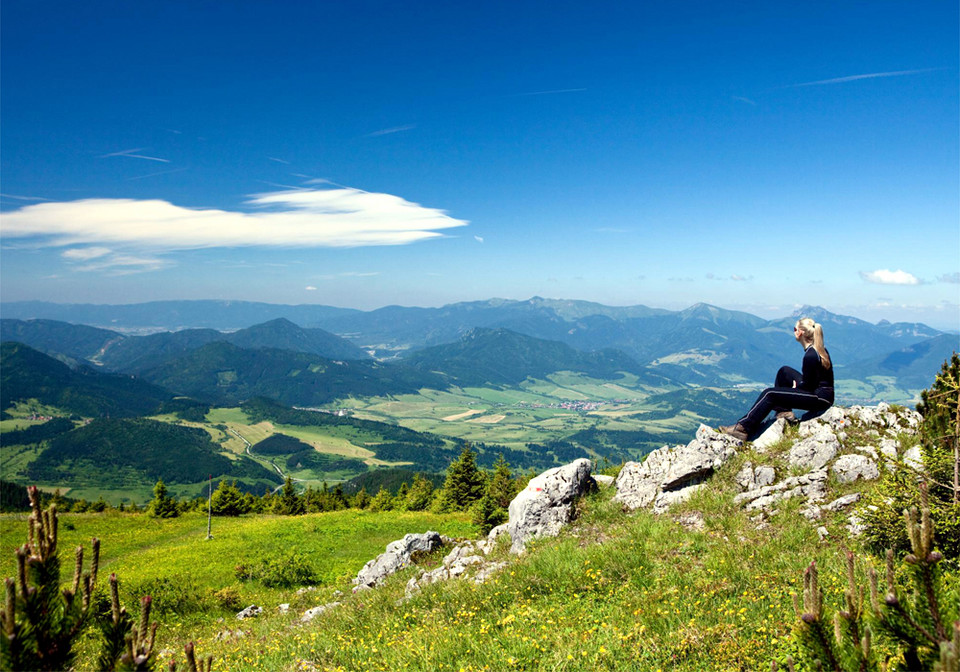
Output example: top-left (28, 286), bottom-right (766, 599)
top-left (5, 423), bottom-right (947, 671)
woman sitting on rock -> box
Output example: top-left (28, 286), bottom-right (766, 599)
top-left (720, 317), bottom-right (834, 441)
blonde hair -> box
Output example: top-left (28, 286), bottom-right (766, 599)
top-left (796, 317), bottom-right (831, 370)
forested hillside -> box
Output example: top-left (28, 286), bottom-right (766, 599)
top-left (0, 342), bottom-right (171, 417)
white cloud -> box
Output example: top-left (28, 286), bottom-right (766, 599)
top-left (474, 235), bottom-right (484, 243)
top-left (99, 148), bottom-right (170, 163)
top-left (730, 274), bottom-right (751, 282)
top-left (789, 68), bottom-right (937, 88)
top-left (305, 285), bottom-right (317, 291)
top-left (61, 247), bottom-right (112, 260)
top-left (0, 186), bottom-right (469, 251)
top-left (859, 269), bottom-right (921, 285)
top-left (937, 272), bottom-right (960, 284)
top-left (364, 125), bottom-right (416, 137)
top-left (315, 271), bottom-right (380, 281)
top-left (0, 193), bottom-right (51, 202)
top-left (75, 253), bottom-right (171, 275)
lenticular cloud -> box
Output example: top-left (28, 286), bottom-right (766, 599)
top-left (0, 187), bottom-right (468, 250)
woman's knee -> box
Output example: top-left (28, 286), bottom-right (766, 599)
top-left (776, 366), bottom-right (800, 386)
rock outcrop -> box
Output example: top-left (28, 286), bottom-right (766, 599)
top-left (405, 539), bottom-right (506, 597)
top-left (353, 531), bottom-right (446, 590)
top-left (493, 458), bottom-right (595, 554)
top-left (615, 404), bottom-right (922, 536)
top-left (613, 425), bottom-right (740, 513)
top-left (832, 454), bottom-right (880, 484)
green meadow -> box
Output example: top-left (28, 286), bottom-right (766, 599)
top-left (2, 461), bottom-right (935, 672)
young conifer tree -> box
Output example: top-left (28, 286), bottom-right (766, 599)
top-left (790, 488), bottom-right (959, 671)
top-left (273, 476), bottom-right (304, 515)
top-left (368, 486), bottom-right (395, 512)
top-left (147, 479), bottom-right (180, 519)
top-left (435, 445), bottom-right (485, 512)
top-left (1, 487), bottom-right (212, 671)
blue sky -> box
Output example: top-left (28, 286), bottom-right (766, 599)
top-left (1, 1), bottom-right (958, 329)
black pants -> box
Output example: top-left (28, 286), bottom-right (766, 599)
top-left (737, 366), bottom-right (832, 434)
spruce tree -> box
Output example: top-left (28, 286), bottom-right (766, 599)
top-left (210, 480), bottom-right (246, 516)
top-left (368, 487), bottom-right (395, 512)
top-left (273, 477), bottom-right (304, 516)
top-left (352, 487), bottom-right (371, 509)
top-left (0, 487), bottom-right (212, 671)
top-left (147, 479), bottom-right (179, 519)
top-left (331, 484), bottom-right (349, 510)
top-left (486, 454), bottom-right (517, 509)
top-left (404, 474), bottom-right (435, 511)
top-left (791, 489), bottom-right (959, 671)
top-left (436, 445), bottom-right (485, 512)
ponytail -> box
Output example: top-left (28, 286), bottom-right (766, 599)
top-left (812, 322), bottom-right (831, 370)
top-left (796, 317), bottom-right (832, 370)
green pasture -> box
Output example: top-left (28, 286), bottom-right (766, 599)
top-left (836, 377), bottom-right (919, 405)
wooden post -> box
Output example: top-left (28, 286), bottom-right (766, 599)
top-left (206, 474), bottom-right (213, 540)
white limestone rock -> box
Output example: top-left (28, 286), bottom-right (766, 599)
top-left (353, 531), bottom-right (444, 589)
top-left (300, 602), bottom-right (341, 623)
top-left (498, 458), bottom-right (595, 554)
top-left (832, 455), bottom-right (879, 484)
top-left (734, 469), bottom-right (829, 512)
top-left (904, 445), bottom-right (923, 470)
top-left (736, 463), bottom-right (776, 491)
top-left (823, 493), bottom-right (861, 512)
top-left (788, 431), bottom-right (839, 471)
top-left (614, 425), bottom-right (739, 512)
top-left (236, 605), bottom-right (263, 620)
top-left (753, 418), bottom-right (786, 451)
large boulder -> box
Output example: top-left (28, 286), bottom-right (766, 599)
top-left (494, 458), bottom-right (594, 554)
top-left (614, 425), bottom-right (740, 513)
top-left (353, 531), bottom-right (444, 590)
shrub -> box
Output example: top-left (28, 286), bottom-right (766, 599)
top-left (235, 551), bottom-right (317, 589)
top-left (129, 575), bottom-right (209, 616)
top-left (210, 586), bottom-right (243, 611)
top-left (861, 356), bottom-right (960, 560)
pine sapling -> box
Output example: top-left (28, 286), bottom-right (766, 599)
top-left (791, 485), bottom-right (959, 671)
top-left (1, 486), bottom-right (214, 672)
top-left (0, 485), bottom-right (100, 672)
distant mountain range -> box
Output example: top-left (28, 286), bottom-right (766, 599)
top-left (2, 298), bottom-right (957, 402)
top-left (403, 327), bottom-right (674, 388)
top-left (1, 317), bottom-right (369, 373)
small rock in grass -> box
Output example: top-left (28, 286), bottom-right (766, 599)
top-left (236, 605), bottom-right (262, 620)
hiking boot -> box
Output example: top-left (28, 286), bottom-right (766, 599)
top-left (776, 411), bottom-right (799, 425)
top-left (719, 423), bottom-right (749, 441)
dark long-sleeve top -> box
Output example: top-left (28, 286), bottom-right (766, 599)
top-left (800, 346), bottom-right (834, 403)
